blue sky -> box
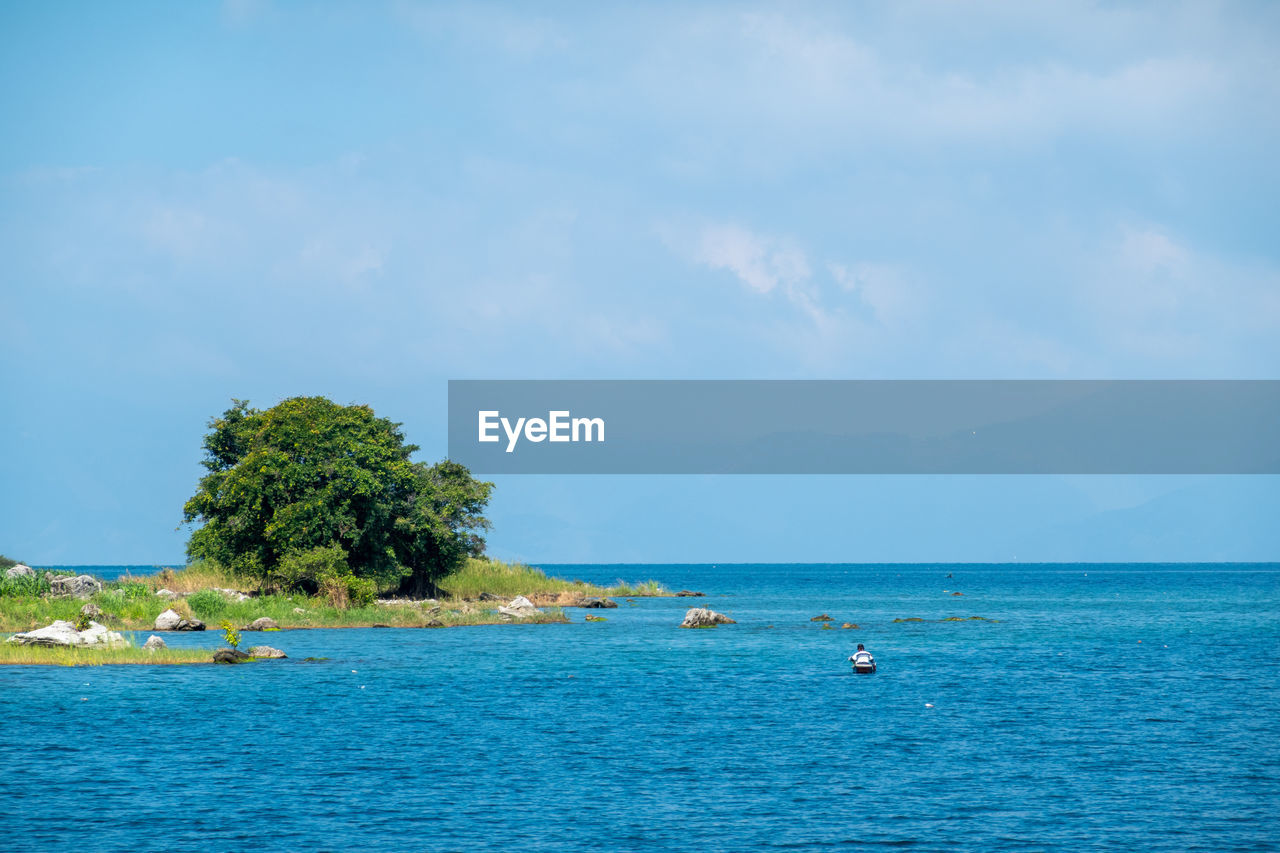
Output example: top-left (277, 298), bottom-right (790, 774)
top-left (1, 1), bottom-right (1277, 565)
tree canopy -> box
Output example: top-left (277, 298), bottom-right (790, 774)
top-left (183, 397), bottom-right (492, 597)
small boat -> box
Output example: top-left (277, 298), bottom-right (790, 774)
top-left (852, 661), bottom-right (876, 674)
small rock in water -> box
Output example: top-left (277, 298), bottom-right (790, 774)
top-left (576, 597), bottom-right (618, 609)
top-left (680, 607), bottom-right (736, 628)
top-left (584, 615), bottom-right (607, 622)
top-left (841, 622), bottom-right (859, 629)
top-left (7, 620), bottom-right (125, 648)
top-left (212, 648), bottom-right (251, 664)
top-left (247, 645), bottom-right (287, 659)
top-left (810, 614), bottom-right (833, 622)
top-left (674, 590), bottom-right (706, 597)
top-left (154, 609), bottom-right (182, 631)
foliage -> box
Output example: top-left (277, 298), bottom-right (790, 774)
top-left (0, 555), bottom-right (18, 570)
top-left (0, 573), bottom-right (50, 599)
top-left (274, 544), bottom-right (349, 592)
top-left (74, 612), bottom-right (91, 631)
top-left (220, 619), bottom-right (241, 649)
top-left (440, 557), bottom-right (669, 601)
top-left (116, 581), bottom-right (153, 601)
top-left (182, 397), bottom-right (493, 596)
top-left (188, 589), bottom-right (228, 619)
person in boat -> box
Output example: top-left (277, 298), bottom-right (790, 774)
top-left (849, 643), bottom-right (876, 673)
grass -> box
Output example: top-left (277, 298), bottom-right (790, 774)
top-left (0, 557), bottom-right (662, 636)
top-left (439, 557), bottom-right (668, 602)
top-left (0, 643), bottom-right (215, 666)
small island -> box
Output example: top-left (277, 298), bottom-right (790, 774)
top-left (1, 397), bottom-right (671, 665)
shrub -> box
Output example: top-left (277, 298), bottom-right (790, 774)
top-left (276, 544), bottom-right (350, 593)
top-left (220, 620), bottom-right (241, 649)
top-left (0, 574), bottom-right (49, 599)
top-left (116, 581), bottom-right (152, 601)
top-left (347, 576), bottom-right (377, 608)
top-left (187, 588), bottom-right (228, 619)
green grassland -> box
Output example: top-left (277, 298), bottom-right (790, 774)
top-left (0, 558), bottom-right (670, 635)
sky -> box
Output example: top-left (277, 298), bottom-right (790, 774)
top-left (1, 1), bottom-right (1277, 565)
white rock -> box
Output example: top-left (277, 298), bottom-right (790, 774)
top-left (49, 575), bottom-right (102, 598)
top-left (679, 607), bottom-right (736, 628)
top-left (155, 588), bottom-right (176, 599)
top-left (6, 620), bottom-right (125, 647)
top-left (154, 609), bottom-right (183, 631)
top-left (4, 564), bottom-right (35, 580)
top-left (498, 596), bottom-right (540, 618)
top-left (142, 635), bottom-right (167, 651)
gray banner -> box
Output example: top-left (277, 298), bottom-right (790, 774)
top-left (447, 380), bottom-right (1280, 474)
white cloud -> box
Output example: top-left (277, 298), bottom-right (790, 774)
top-left (694, 224), bottom-right (808, 294)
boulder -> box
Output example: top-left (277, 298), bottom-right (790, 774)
top-left (155, 609), bottom-right (183, 630)
top-left (154, 610), bottom-right (206, 631)
top-left (247, 645), bottom-right (286, 659)
top-left (142, 635), bottom-right (167, 651)
top-left (79, 602), bottom-right (103, 620)
top-left (478, 592), bottom-right (502, 601)
top-left (49, 575), bottom-right (102, 598)
top-left (674, 590), bottom-right (705, 597)
top-left (155, 588), bottom-right (177, 599)
top-left (810, 614), bottom-right (833, 622)
top-left (6, 620), bottom-right (125, 647)
top-left (680, 607), bottom-right (736, 628)
top-left (497, 596), bottom-right (540, 618)
top-left (245, 617), bottom-right (279, 631)
top-left (212, 587), bottom-right (251, 602)
top-left (292, 607), bottom-right (307, 614)
top-left (4, 564), bottom-right (35, 580)
top-left (576, 597), bottom-right (618, 609)
top-left (212, 648), bottom-right (251, 664)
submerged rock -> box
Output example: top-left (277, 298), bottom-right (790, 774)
top-left (584, 615), bottom-right (607, 622)
top-left (576, 597), bottom-right (618, 609)
top-left (841, 622), bottom-right (859, 629)
top-left (247, 645), bottom-right (286, 659)
top-left (245, 617), bottom-right (279, 631)
top-left (498, 596), bottom-right (540, 618)
top-left (674, 590), bottom-right (705, 597)
top-left (810, 614), bottom-right (833, 622)
top-left (7, 620), bottom-right (125, 647)
top-left (50, 575), bottom-right (102, 598)
top-left (680, 607), bottom-right (736, 628)
top-left (142, 635), bottom-right (167, 651)
top-left (212, 648), bottom-right (251, 664)
top-left (4, 564), bottom-right (35, 580)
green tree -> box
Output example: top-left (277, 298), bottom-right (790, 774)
top-left (182, 397), bottom-right (492, 596)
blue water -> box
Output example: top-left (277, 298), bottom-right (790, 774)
top-left (3, 563), bottom-right (1278, 852)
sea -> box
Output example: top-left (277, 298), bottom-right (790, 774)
top-left (2, 563), bottom-right (1278, 852)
